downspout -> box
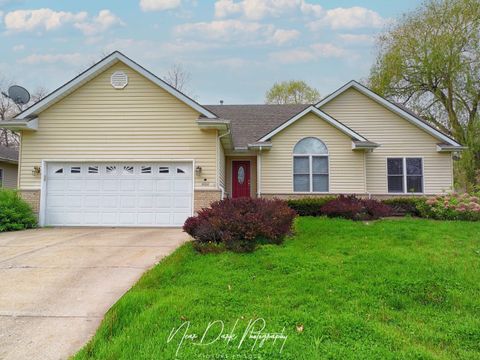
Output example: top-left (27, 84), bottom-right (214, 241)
top-left (257, 147), bottom-right (262, 198)
top-left (217, 129), bottom-right (231, 199)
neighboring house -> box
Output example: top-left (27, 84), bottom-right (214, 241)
top-left (0, 145), bottom-right (18, 189)
top-left (0, 52), bottom-right (464, 227)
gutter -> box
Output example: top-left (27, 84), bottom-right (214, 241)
top-left (0, 118), bottom-right (38, 131)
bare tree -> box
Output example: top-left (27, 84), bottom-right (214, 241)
top-left (163, 63), bottom-right (191, 93)
top-left (0, 78), bottom-right (48, 147)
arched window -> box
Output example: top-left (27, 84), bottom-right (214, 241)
top-left (293, 137), bottom-right (329, 192)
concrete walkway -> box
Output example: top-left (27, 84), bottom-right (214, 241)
top-left (0, 227), bottom-right (187, 360)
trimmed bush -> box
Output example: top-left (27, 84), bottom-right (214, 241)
top-left (320, 195), bottom-right (393, 221)
top-left (183, 198), bottom-right (297, 253)
top-left (0, 189), bottom-right (37, 232)
top-left (287, 197), bottom-right (336, 216)
top-left (417, 193), bottom-right (480, 221)
top-left (382, 198), bottom-right (424, 216)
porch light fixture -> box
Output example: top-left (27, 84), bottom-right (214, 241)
top-left (195, 166), bottom-right (202, 176)
top-left (32, 166), bottom-right (41, 176)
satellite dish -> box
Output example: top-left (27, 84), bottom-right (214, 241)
top-left (7, 85), bottom-right (30, 105)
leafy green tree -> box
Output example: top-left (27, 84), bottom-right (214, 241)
top-left (369, 0), bottom-right (480, 190)
top-left (265, 80), bottom-right (321, 104)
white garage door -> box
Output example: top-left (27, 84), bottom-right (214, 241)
top-left (44, 162), bottom-right (193, 227)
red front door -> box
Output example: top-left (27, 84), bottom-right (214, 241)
top-left (232, 161), bottom-right (250, 198)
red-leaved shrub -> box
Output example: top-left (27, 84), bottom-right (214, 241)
top-left (320, 195), bottom-right (392, 220)
top-left (183, 198), bottom-right (297, 253)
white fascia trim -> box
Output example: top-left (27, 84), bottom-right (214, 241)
top-left (258, 106), bottom-right (367, 142)
top-left (316, 80), bottom-right (462, 147)
top-left (196, 119), bottom-right (230, 130)
top-left (436, 144), bottom-right (467, 152)
top-left (0, 118), bottom-right (38, 131)
top-left (248, 143), bottom-right (272, 150)
top-left (15, 52), bottom-right (217, 120)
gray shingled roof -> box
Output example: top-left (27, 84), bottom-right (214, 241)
top-left (204, 104), bottom-right (310, 148)
top-left (0, 145), bottom-right (19, 162)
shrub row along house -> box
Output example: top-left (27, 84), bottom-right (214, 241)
top-left (0, 52), bottom-right (464, 227)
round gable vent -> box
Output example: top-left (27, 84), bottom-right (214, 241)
top-left (110, 71), bottom-right (128, 89)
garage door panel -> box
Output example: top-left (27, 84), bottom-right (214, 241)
top-left (120, 179), bottom-right (136, 191)
top-left (84, 212), bottom-right (101, 224)
top-left (174, 196), bottom-right (191, 209)
top-left (67, 180), bottom-right (83, 191)
top-left (173, 212), bottom-right (191, 225)
top-left (101, 212), bottom-right (117, 225)
top-left (45, 162), bottom-right (193, 227)
top-left (156, 196), bottom-right (172, 208)
top-left (66, 195), bottom-right (82, 207)
top-left (120, 196), bottom-right (137, 208)
top-left (138, 180), bottom-right (154, 191)
top-left (47, 179), bottom-right (65, 190)
top-left (155, 179), bottom-right (172, 191)
top-left (174, 179), bottom-right (192, 192)
top-left (85, 179), bottom-right (102, 191)
top-left (84, 196), bottom-right (100, 208)
top-left (156, 213), bottom-right (172, 225)
top-left (137, 213), bottom-right (156, 225)
top-left (118, 213), bottom-right (136, 225)
top-left (47, 195), bottom-right (65, 208)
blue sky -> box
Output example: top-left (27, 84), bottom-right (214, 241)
top-left (0, 0), bottom-right (422, 104)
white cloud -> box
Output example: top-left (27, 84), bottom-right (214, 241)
top-left (175, 19), bottom-right (298, 45)
top-left (272, 29), bottom-right (300, 45)
top-left (12, 44), bottom-right (25, 51)
top-left (74, 10), bottom-right (123, 36)
top-left (140, 0), bottom-right (181, 12)
top-left (215, 0), bottom-right (321, 20)
top-left (269, 43), bottom-right (349, 64)
top-left (338, 33), bottom-right (374, 44)
top-left (4, 8), bottom-right (87, 32)
top-left (309, 7), bottom-right (385, 30)
top-left (299, 1), bottom-right (323, 17)
top-left (3, 8), bottom-right (123, 35)
top-left (19, 53), bottom-right (87, 66)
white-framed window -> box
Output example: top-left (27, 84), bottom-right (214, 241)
top-left (293, 137), bottom-right (329, 193)
top-left (387, 157), bottom-right (423, 193)
top-left (0, 168), bottom-right (3, 188)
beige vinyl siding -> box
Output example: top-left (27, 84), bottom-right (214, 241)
top-left (321, 88), bottom-right (453, 194)
top-left (261, 113), bottom-right (365, 194)
top-left (218, 138), bottom-right (226, 189)
top-left (226, 156), bottom-right (257, 198)
top-left (0, 162), bottom-right (18, 188)
top-left (19, 62), bottom-right (218, 190)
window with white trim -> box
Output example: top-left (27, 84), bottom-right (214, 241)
top-left (293, 137), bottom-right (329, 192)
top-left (0, 169), bottom-right (3, 188)
top-left (387, 157), bottom-right (423, 193)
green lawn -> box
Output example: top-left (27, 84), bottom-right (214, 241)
top-left (75, 218), bottom-right (480, 359)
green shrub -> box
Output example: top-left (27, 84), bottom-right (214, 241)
top-left (0, 189), bottom-right (37, 232)
top-left (320, 195), bottom-right (393, 221)
top-left (382, 197), bottom-right (424, 216)
top-left (287, 197), bottom-right (336, 216)
top-left (417, 193), bottom-right (480, 221)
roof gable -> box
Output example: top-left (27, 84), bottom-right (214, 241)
top-left (15, 51), bottom-right (217, 120)
top-left (257, 106), bottom-right (368, 143)
top-left (316, 80), bottom-right (461, 147)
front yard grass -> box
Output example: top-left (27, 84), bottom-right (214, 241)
top-left (75, 218), bottom-right (480, 359)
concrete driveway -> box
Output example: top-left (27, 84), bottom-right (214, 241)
top-left (0, 227), bottom-right (187, 360)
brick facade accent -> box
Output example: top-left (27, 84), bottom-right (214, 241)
top-left (19, 190), bottom-right (41, 215)
top-left (194, 190), bottom-right (222, 212)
